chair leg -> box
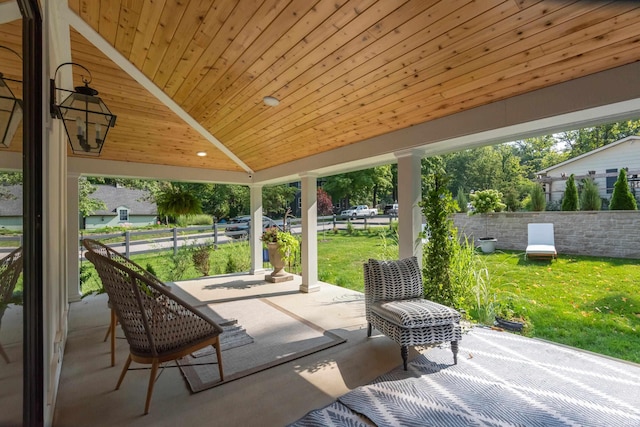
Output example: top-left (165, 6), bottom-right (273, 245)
top-left (367, 323), bottom-right (372, 337)
top-left (451, 340), bottom-right (459, 365)
top-left (401, 345), bottom-right (408, 371)
top-left (214, 338), bottom-right (224, 382)
top-left (116, 354), bottom-right (132, 390)
top-left (0, 342), bottom-right (9, 363)
top-left (144, 360), bottom-right (159, 415)
top-left (109, 309), bottom-right (116, 367)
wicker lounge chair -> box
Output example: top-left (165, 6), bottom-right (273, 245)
top-left (364, 256), bottom-right (462, 370)
top-left (0, 247), bottom-right (23, 363)
top-left (526, 223), bottom-right (557, 260)
top-left (82, 239), bottom-right (171, 367)
top-left (83, 239), bottom-right (224, 414)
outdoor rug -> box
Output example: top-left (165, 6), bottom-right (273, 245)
top-left (291, 326), bottom-right (640, 427)
top-left (177, 298), bottom-right (346, 392)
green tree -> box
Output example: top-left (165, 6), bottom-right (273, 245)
top-left (529, 183), bottom-right (546, 212)
top-left (557, 120), bottom-right (640, 158)
top-left (263, 184), bottom-right (298, 218)
top-left (580, 178), bottom-right (602, 211)
top-left (561, 174), bottom-right (579, 211)
top-left (78, 177), bottom-right (107, 219)
top-left (609, 168), bottom-right (637, 210)
top-left (323, 167), bottom-right (392, 207)
top-left (455, 187), bottom-right (468, 213)
top-left (420, 167), bottom-right (456, 307)
top-left (469, 189), bottom-right (506, 237)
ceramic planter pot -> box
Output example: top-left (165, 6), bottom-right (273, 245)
top-left (478, 237), bottom-right (497, 254)
top-left (267, 242), bottom-right (288, 277)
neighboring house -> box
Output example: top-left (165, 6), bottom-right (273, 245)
top-left (85, 185), bottom-right (157, 230)
top-left (0, 184), bottom-right (157, 230)
top-left (0, 185), bottom-right (23, 230)
top-left (536, 135), bottom-right (640, 203)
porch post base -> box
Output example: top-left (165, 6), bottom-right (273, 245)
top-left (299, 283), bottom-right (320, 293)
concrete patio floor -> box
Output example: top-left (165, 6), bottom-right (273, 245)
top-left (51, 273), bottom-right (404, 427)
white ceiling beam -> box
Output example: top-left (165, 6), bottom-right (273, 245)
top-left (67, 157), bottom-right (251, 185)
top-left (62, 7), bottom-right (254, 175)
top-left (0, 1), bottom-right (21, 25)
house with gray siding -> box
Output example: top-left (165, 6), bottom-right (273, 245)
top-left (85, 185), bottom-right (157, 230)
top-left (536, 135), bottom-right (640, 204)
top-left (0, 185), bottom-right (23, 230)
top-left (0, 184), bottom-right (157, 230)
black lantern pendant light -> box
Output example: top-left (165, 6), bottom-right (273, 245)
top-left (50, 62), bottom-right (116, 156)
top-left (0, 46), bottom-right (23, 149)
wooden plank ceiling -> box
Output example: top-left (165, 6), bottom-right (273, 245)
top-left (4, 0), bottom-right (640, 173)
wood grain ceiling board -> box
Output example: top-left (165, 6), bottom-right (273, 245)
top-left (0, 20), bottom-right (22, 152)
top-left (24, 0), bottom-right (640, 172)
top-left (67, 28), bottom-right (243, 171)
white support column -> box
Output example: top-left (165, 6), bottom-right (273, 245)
top-left (299, 173), bottom-right (320, 293)
top-left (396, 150), bottom-right (423, 264)
top-left (66, 172), bottom-right (81, 302)
top-left (249, 184), bottom-right (266, 275)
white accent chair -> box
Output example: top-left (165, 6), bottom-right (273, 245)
top-left (526, 223), bottom-right (557, 260)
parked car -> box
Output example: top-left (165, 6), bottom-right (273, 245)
top-left (224, 215), bottom-right (280, 239)
top-left (383, 203), bottom-right (398, 216)
top-left (340, 205), bottom-right (377, 218)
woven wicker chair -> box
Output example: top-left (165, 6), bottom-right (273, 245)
top-left (0, 247), bottom-right (23, 363)
top-left (364, 256), bottom-right (462, 370)
top-left (83, 239), bottom-right (224, 414)
top-left (82, 238), bottom-right (171, 367)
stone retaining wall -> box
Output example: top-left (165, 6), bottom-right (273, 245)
top-left (452, 211), bottom-right (640, 259)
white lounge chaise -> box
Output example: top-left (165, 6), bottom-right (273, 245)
top-left (526, 223), bottom-right (557, 259)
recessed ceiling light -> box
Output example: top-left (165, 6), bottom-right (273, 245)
top-left (263, 96), bottom-right (280, 107)
top-left (196, 151), bottom-right (207, 157)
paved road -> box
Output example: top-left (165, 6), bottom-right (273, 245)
top-left (0, 216), bottom-right (397, 259)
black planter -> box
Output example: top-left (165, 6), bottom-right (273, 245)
top-left (495, 317), bottom-right (524, 332)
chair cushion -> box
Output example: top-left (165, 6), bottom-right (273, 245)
top-left (526, 244), bottom-right (556, 256)
top-left (366, 257), bottom-right (423, 301)
top-left (371, 298), bottom-right (461, 328)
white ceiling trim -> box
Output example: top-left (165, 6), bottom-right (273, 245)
top-left (68, 157), bottom-right (251, 185)
top-left (62, 7), bottom-right (254, 175)
top-left (0, 1), bottom-right (20, 25)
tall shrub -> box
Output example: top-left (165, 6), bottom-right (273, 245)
top-left (561, 174), bottom-right (579, 211)
top-left (580, 178), bottom-right (602, 211)
top-left (529, 183), bottom-right (546, 211)
top-left (455, 187), bottom-right (468, 213)
top-left (468, 189), bottom-right (506, 237)
top-left (419, 171), bottom-right (456, 307)
top-left (609, 168), bottom-right (638, 210)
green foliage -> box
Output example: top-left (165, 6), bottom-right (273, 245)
top-left (263, 184), bottom-right (298, 218)
top-left (345, 220), bottom-right (355, 235)
top-left (455, 188), bottom-right (468, 213)
top-left (469, 189), bottom-right (506, 214)
top-left (448, 234), bottom-right (479, 315)
top-left (609, 168), bottom-right (637, 210)
top-left (529, 183), bottom-right (546, 211)
top-left (419, 169), bottom-right (456, 307)
top-left (323, 166), bottom-right (392, 207)
top-left (469, 266), bottom-right (495, 326)
top-left (145, 263), bottom-right (157, 277)
top-left (224, 241), bottom-right (250, 273)
top-left (167, 244), bottom-right (192, 281)
top-left (156, 184), bottom-right (202, 218)
top-left (469, 189), bottom-right (506, 237)
top-left (78, 177), bottom-right (107, 219)
top-left (580, 178), bottom-right (602, 211)
top-left (561, 174), bottom-right (579, 211)
top-left (176, 214), bottom-right (213, 227)
top-left (502, 189), bottom-right (520, 212)
top-left (191, 243), bottom-right (214, 276)
top-left (261, 227), bottom-right (300, 265)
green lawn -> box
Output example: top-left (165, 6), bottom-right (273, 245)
top-left (79, 228), bottom-right (640, 364)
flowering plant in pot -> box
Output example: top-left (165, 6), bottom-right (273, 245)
top-left (261, 227), bottom-right (299, 279)
top-left (469, 189), bottom-right (506, 254)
